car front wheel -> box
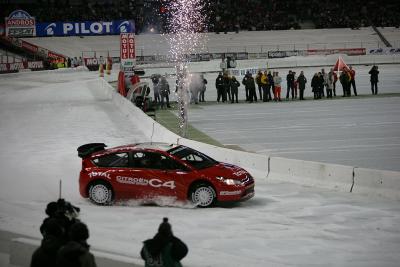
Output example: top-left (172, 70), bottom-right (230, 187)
top-left (190, 184), bottom-right (216, 207)
top-left (88, 181), bottom-right (113, 205)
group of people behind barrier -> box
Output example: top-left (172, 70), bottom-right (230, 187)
top-left (214, 65), bottom-right (380, 104)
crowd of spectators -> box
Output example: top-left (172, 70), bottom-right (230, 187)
top-left (1, 0), bottom-right (399, 34)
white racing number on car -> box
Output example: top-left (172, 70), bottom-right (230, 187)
top-left (116, 176), bottom-right (176, 189)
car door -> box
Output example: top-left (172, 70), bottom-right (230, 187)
top-left (90, 152), bottom-right (135, 198)
top-left (125, 151), bottom-right (188, 200)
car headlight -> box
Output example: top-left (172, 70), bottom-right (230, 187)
top-left (216, 176), bottom-right (242, 185)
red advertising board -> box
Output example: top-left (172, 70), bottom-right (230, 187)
top-left (120, 33), bottom-right (135, 68)
top-left (21, 40), bottom-right (38, 53)
top-left (0, 61), bottom-right (44, 73)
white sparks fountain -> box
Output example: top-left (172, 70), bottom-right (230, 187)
top-left (164, 0), bottom-right (208, 137)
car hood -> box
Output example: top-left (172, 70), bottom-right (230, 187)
top-left (200, 162), bottom-right (250, 180)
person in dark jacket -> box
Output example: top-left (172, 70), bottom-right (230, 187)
top-left (255, 70), bottom-right (263, 100)
top-left (340, 69), bottom-right (351, 97)
top-left (369, 65), bottom-right (379, 95)
top-left (159, 76), bottom-right (171, 108)
top-left (56, 222), bottom-right (97, 267)
top-left (286, 70), bottom-right (295, 99)
top-left (230, 76), bottom-right (240, 103)
top-left (40, 199), bottom-right (80, 243)
top-left (297, 71), bottom-right (307, 100)
top-left (141, 218), bottom-right (188, 267)
top-left (31, 218), bottom-right (65, 267)
top-left (222, 73), bottom-right (231, 102)
top-left (311, 73), bottom-right (320, 99)
top-left (242, 72), bottom-right (251, 101)
top-left (199, 74), bottom-right (207, 102)
top-left (267, 71), bottom-right (274, 101)
top-left (317, 72), bottom-right (325, 99)
top-left (215, 72), bottom-right (224, 102)
top-left (242, 73), bottom-right (257, 103)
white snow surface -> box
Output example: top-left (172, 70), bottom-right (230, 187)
top-left (1, 65), bottom-right (400, 267)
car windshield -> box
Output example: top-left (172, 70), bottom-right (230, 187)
top-left (167, 146), bottom-right (218, 170)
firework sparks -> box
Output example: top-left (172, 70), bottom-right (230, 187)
top-left (163, 0), bottom-right (208, 137)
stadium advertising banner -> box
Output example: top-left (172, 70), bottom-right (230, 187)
top-left (306, 48), bottom-right (366, 56)
top-left (5, 10), bottom-right (36, 37)
top-left (268, 50), bottom-right (305, 58)
top-left (120, 33), bottom-right (135, 68)
top-left (268, 48), bottom-right (365, 58)
top-left (36, 20), bottom-right (135, 37)
top-left (0, 61), bottom-right (44, 73)
top-left (368, 48), bottom-right (400, 55)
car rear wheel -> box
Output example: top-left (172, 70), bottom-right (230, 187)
top-left (88, 181), bottom-right (113, 205)
top-left (190, 183), bottom-right (216, 208)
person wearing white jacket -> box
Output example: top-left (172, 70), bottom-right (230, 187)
top-left (326, 69), bottom-right (334, 98)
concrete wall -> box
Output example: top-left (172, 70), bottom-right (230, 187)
top-left (352, 167), bottom-right (400, 200)
top-left (267, 157), bottom-right (354, 192)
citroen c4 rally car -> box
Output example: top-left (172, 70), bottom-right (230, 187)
top-left (77, 142), bottom-right (255, 207)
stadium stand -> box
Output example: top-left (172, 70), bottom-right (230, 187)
top-left (1, 0), bottom-right (399, 34)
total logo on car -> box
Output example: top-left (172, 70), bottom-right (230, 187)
top-left (77, 142), bottom-right (255, 207)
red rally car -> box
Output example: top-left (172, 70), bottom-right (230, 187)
top-left (77, 142), bottom-right (255, 207)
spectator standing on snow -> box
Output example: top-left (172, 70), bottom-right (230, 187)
top-left (255, 70), bottom-right (263, 101)
top-left (321, 69), bottom-right (328, 98)
top-left (273, 72), bottom-right (282, 101)
top-left (333, 71), bottom-right (338, 96)
top-left (340, 69), bottom-right (351, 97)
top-left (242, 72), bottom-right (251, 101)
top-left (286, 70), bottom-right (294, 99)
top-left (297, 71), bottom-right (307, 100)
top-left (261, 71), bottom-right (269, 102)
top-left (199, 74), bottom-right (207, 102)
top-left (56, 222), bottom-right (97, 267)
top-left (317, 72), bottom-right (324, 99)
top-left (243, 73), bottom-right (257, 103)
top-left (215, 72), bottom-right (224, 102)
top-left (222, 73), bottom-right (231, 103)
top-left (230, 76), bottom-right (240, 103)
top-left (293, 71), bottom-right (298, 99)
top-left (141, 218), bottom-right (188, 267)
top-left (151, 74), bottom-right (161, 105)
top-left (159, 76), bottom-right (171, 108)
top-left (349, 66), bottom-right (358, 96)
top-left (369, 65), bottom-right (379, 95)
top-left (311, 73), bottom-right (320, 99)
top-left (327, 69), bottom-right (334, 98)
top-left (267, 71), bottom-right (274, 101)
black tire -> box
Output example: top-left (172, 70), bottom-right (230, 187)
top-left (88, 181), bottom-right (113, 205)
top-left (190, 183), bottom-right (216, 207)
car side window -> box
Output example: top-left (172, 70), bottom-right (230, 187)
top-left (131, 151), bottom-right (163, 169)
top-left (131, 151), bottom-right (188, 171)
top-left (93, 153), bottom-right (129, 167)
top-left (160, 156), bottom-right (189, 171)
top-left (181, 153), bottom-right (203, 163)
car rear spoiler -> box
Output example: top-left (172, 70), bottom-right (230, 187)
top-left (77, 143), bottom-right (107, 158)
